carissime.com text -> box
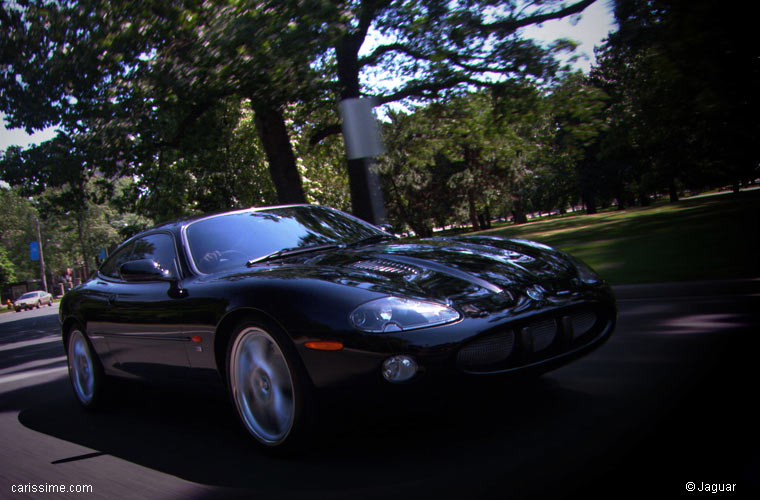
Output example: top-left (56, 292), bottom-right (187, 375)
top-left (11, 483), bottom-right (93, 494)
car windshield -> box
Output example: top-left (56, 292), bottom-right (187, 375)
top-left (18, 292), bottom-right (37, 299)
top-left (185, 205), bottom-right (385, 273)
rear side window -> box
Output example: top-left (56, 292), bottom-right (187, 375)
top-left (99, 241), bottom-right (136, 279)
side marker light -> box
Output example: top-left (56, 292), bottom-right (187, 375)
top-left (304, 341), bottom-right (344, 351)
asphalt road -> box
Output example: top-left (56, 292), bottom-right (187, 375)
top-left (0, 280), bottom-right (758, 500)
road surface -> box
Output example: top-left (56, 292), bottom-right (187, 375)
top-left (0, 280), bottom-right (758, 499)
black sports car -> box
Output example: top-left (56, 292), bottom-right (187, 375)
top-left (60, 204), bottom-right (616, 449)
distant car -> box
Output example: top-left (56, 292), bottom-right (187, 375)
top-left (14, 290), bottom-right (54, 311)
top-left (60, 204), bottom-right (616, 450)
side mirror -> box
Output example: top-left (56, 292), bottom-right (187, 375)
top-left (119, 259), bottom-right (171, 282)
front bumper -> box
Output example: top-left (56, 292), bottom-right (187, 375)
top-left (297, 293), bottom-right (617, 390)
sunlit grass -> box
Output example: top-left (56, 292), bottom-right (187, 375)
top-left (472, 190), bottom-right (760, 285)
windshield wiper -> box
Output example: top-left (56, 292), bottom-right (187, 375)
top-left (346, 233), bottom-right (398, 248)
top-left (246, 244), bottom-right (341, 266)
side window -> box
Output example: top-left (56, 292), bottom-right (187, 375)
top-left (131, 233), bottom-right (179, 278)
top-left (99, 242), bottom-right (135, 279)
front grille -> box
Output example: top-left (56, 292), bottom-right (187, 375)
top-left (525, 319), bottom-right (557, 352)
top-left (457, 330), bottom-right (515, 368)
top-left (457, 307), bottom-right (610, 373)
top-left (570, 311), bottom-right (596, 339)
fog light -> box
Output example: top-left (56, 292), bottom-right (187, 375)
top-left (382, 355), bottom-right (417, 383)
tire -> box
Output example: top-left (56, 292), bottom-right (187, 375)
top-left (66, 326), bottom-right (106, 410)
top-left (226, 319), bottom-right (312, 452)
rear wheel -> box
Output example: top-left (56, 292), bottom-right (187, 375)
top-left (67, 327), bottom-right (105, 410)
top-left (226, 320), bottom-right (312, 451)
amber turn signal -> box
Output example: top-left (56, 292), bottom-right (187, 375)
top-left (304, 341), bottom-right (344, 351)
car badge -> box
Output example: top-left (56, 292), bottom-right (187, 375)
top-left (526, 285), bottom-right (546, 301)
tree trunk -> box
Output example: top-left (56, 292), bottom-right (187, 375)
top-left (410, 223), bottom-right (433, 238)
top-left (253, 102), bottom-right (306, 204)
top-left (335, 34), bottom-right (387, 224)
top-left (346, 158), bottom-right (387, 224)
top-left (616, 192), bottom-right (626, 210)
top-left (668, 181), bottom-right (679, 202)
top-left (512, 198), bottom-right (527, 224)
top-left (467, 189), bottom-right (481, 231)
top-left (583, 195), bottom-right (597, 215)
top-left (638, 192), bottom-right (651, 207)
top-left (76, 212), bottom-right (90, 278)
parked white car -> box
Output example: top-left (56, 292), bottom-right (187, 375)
top-left (14, 290), bottom-right (54, 311)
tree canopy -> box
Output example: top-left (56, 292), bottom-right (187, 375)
top-left (1, 0), bottom-right (756, 291)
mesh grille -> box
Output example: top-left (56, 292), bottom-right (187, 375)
top-left (457, 330), bottom-right (515, 367)
top-left (526, 319), bottom-right (557, 352)
top-left (571, 311), bottom-right (597, 339)
top-left (348, 259), bottom-right (418, 275)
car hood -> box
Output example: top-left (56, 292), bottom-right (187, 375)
top-left (218, 236), bottom-right (587, 313)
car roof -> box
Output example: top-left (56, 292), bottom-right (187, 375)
top-left (146, 204), bottom-right (312, 234)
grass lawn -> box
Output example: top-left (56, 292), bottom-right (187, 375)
top-left (470, 189), bottom-right (760, 285)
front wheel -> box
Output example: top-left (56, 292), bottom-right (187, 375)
top-left (226, 321), bottom-right (312, 451)
top-left (67, 327), bottom-right (105, 410)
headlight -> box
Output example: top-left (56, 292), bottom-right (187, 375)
top-left (568, 255), bottom-right (600, 284)
top-left (350, 296), bottom-right (461, 333)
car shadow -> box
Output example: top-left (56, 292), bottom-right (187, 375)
top-left (0, 311), bottom-right (60, 344)
top-left (17, 374), bottom-right (603, 493)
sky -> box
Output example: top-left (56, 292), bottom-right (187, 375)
top-left (0, 0), bottom-right (617, 152)
top-left (0, 114), bottom-right (59, 151)
top-left (522, 0), bottom-right (617, 73)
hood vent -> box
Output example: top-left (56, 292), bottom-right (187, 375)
top-left (348, 259), bottom-right (419, 276)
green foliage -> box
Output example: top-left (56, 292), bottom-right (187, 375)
top-left (2, 0), bottom-right (597, 216)
top-left (126, 98), bottom-right (279, 221)
top-left (3, 0), bottom-right (754, 256)
top-left (379, 91), bottom-right (529, 234)
top-left (0, 176), bottom-right (151, 282)
top-left (0, 246), bottom-right (15, 287)
top-left (378, 76), bottom-right (610, 232)
top-left (0, 186), bottom-right (38, 282)
top-left (589, 0), bottom-right (759, 203)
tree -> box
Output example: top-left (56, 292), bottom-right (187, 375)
top-left (379, 108), bottom-right (465, 235)
top-left (379, 89), bottom-right (540, 233)
top-left (543, 72), bottom-right (608, 212)
top-left (1, 138), bottom-right (151, 277)
top-left (1, 0), bottom-right (333, 207)
top-left (2, 0), bottom-right (601, 224)
top-left (315, 0), bottom-right (599, 221)
top-left (0, 181), bottom-right (39, 282)
top-left (0, 246), bottom-right (15, 288)
top-left (589, 0), bottom-right (759, 201)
